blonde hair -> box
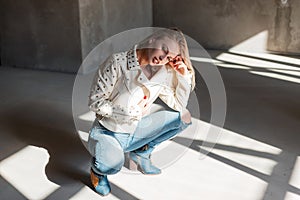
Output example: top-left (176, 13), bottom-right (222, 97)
top-left (137, 28), bottom-right (196, 91)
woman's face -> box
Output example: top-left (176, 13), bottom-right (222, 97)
top-left (145, 37), bottom-right (180, 66)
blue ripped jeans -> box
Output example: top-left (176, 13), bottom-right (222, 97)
top-left (88, 110), bottom-right (191, 175)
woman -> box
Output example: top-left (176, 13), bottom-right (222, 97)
top-left (88, 28), bottom-right (195, 196)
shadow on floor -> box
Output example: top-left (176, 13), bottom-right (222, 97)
top-left (0, 101), bottom-right (139, 199)
top-left (172, 136), bottom-right (300, 200)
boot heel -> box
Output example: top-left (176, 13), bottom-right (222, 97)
top-left (129, 159), bottom-right (138, 171)
top-left (129, 151), bottom-right (161, 175)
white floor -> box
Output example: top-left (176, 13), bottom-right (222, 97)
top-left (1, 47), bottom-right (300, 200)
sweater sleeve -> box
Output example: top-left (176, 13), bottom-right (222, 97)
top-left (158, 70), bottom-right (192, 113)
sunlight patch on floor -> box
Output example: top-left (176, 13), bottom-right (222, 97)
top-left (214, 30), bottom-right (300, 84)
top-left (190, 56), bottom-right (222, 64)
top-left (250, 71), bottom-right (300, 84)
top-left (228, 31), bottom-right (300, 67)
top-left (196, 120), bottom-right (282, 155)
top-left (194, 119), bottom-right (281, 175)
top-left (284, 192), bottom-right (300, 200)
top-left (268, 69), bottom-right (300, 78)
top-left (217, 53), bottom-right (300, 71)
top-left (190, 56), bottom-right (252, 70)
top-left (69, 185), bottom-right (120, 200)
top-left (78, 130), bottom-right (89, 142)
top-left (107, 118), bottom-right (281, 200)
top-left (215, 63), bottom-right (251, 70)
top-left (77, 111), bottom-right (95, 122)
top-left (230, 51), bottom-right (300, 67)
top-left (0, 145), bottom-right (60, 200)
top-left (288, 156), bottom-right (300, 191)
top-left (109, 146), bottom-right (269, 200)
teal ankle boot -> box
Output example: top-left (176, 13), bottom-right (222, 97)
top-left (129, 146), bottom-right (161, 175)
top-left (90, 168), bottom-right (111, 196)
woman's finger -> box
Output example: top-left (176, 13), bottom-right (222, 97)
top-left (173, 61), bottom-right (188, 75)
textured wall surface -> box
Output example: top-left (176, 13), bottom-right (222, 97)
top-left (153, 0), bottom-right (300, 54)
top-left (268, 0), bottom-right (300, 54)
top-left (1, 0), bottom-right (82, 72)
top-left (0, 0), bottom-right (152, 72)
top-left (2, 0), bottom-right (299, 72)
top-left (79, 0), bottom-right (152, 59)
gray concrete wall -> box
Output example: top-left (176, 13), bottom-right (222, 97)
top-left (3, 0), bottom-right (298, 72)
top-left (79, 0), bottom-right (152, 59)
top-left (268, 0), bottom-right (300, 54)
top-left (0, 0), bottom-right (152, 73)
top-left (1, 0), bottom-right (82, 73)
top-left (153, 0), bottom-right (300, 54)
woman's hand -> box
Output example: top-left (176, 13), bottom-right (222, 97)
top-left (181, 108), bottom-right (191, 124)
top-left (168, 56), bottom-right (188, 76)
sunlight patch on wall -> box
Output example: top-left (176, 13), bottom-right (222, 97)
top-left (0, 145), bottom-right (60, 200)
top-left (229, 31), bottom-right (268, 53)
top-left (228, 30), bottom-right (300, 67)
